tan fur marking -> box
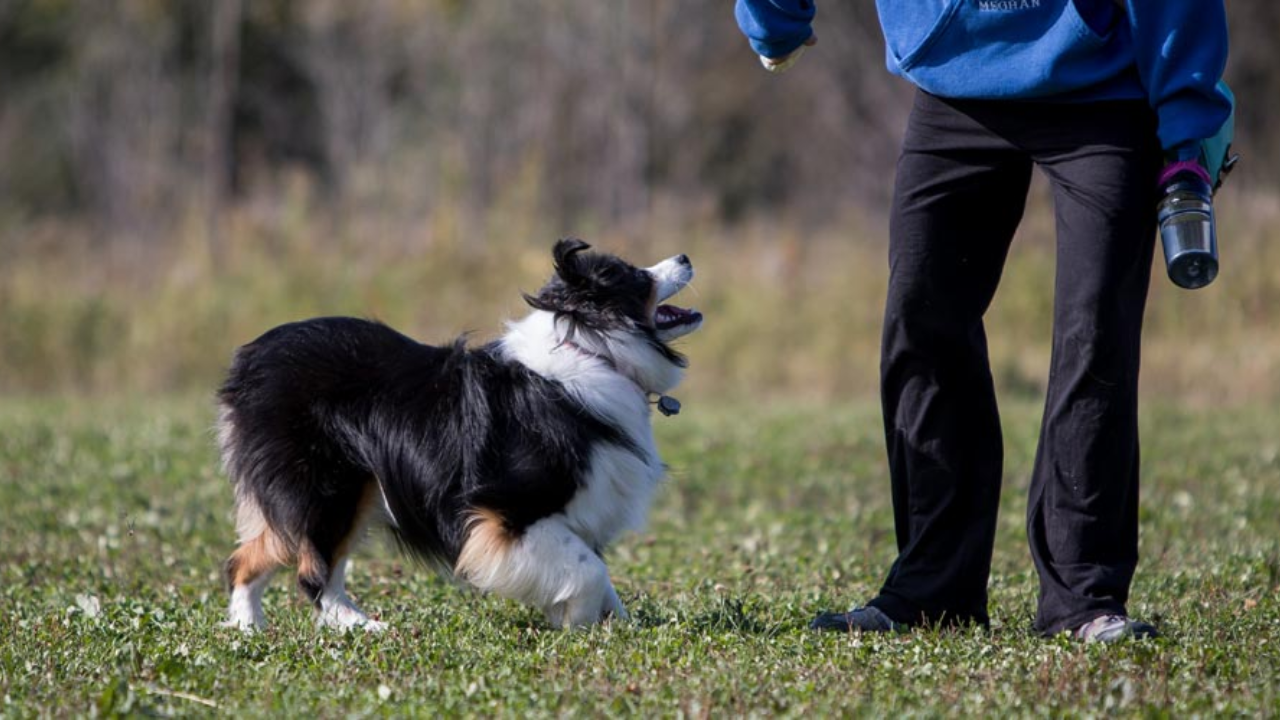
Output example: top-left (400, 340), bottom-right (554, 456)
top-left (296, 541), bottom-right (323, 582)
top-left (454, 508), bottom-right (515, 582)
top-left (228, 529), bottom-right (288, 587)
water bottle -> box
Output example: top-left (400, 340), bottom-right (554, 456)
top-left (1157, 166), bottom-right (1217, 290)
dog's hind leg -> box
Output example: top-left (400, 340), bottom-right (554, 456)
top-left (301, 481), bottom-right (387, 632)
top-left (222, 524), bottom-right (287, 631)
top-left (312, 555), bottom-right (388, 632)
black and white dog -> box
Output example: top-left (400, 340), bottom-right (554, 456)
top-left (217, 239), bottom-right (702, 630)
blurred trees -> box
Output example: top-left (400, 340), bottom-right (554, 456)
top-left (0, 0), bottom-right (1273, 247)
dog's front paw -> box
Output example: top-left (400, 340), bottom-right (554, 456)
top-left (545, 582), bottom-right (629, 628)
top-left (602, 584), bottom-right (628, 623)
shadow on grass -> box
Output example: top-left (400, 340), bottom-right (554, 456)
top-left (625, 593), bottom-right (791, 637)
top-left (480, 592), bottom-right (795, 637)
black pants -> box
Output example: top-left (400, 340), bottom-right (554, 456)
top-left (866, 90), bottom-right (1163, 635)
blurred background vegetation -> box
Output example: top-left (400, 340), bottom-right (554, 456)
top-left (1, 0), bottom-right (1277, 404)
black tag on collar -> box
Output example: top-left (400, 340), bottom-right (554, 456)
top-left (656, 395), bottom-right (681, 417)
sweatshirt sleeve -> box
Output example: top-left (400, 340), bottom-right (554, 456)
top-left (734, 0), bottom-right (816, 59)
top-left (1125, 1), bottom-right (1232, 157)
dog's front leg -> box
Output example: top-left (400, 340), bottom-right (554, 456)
top-left (547, 572), bottom-right (627, 628)
top-left (459, 516), bottom-right (622, 629)
top-left (543, 555), bottom-right (613, 629)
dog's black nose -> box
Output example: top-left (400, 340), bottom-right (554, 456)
top-left (676, 254), bottom-right (690, 266)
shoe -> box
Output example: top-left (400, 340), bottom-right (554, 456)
top-left (809, 605), bottom-right (904, 633)
top-left (1075, 614), bottom-right (1159, 642)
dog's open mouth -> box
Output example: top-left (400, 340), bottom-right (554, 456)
top-left (655, 304), bottom-right (702, 331)
top-left (653, 303), bottom-right (702, 342)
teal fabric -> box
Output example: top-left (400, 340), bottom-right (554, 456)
top-left (1197, 81), bottom-right (1235, 186)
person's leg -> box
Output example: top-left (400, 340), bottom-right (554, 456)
top-left (863, 92), bottom-right (1033, 628)
top-left (1024, 100), bottom-right (1163, 636)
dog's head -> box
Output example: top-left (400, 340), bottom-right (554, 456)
top-left (524, 239), bottom-right (702, 393)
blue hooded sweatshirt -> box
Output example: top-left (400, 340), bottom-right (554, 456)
top-left (734, 0), bottom-right (1231, 158)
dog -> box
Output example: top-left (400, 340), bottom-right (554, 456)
top-left (216, 239), bottom-right (702, 631)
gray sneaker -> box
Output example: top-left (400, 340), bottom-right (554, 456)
top-left (809, 606), bottom-right (904, 633)
top-left (1075, 614), bottom-right (1159, 642)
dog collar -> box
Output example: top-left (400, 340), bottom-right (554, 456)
top-left (559, 339), bottom-right (682, 417)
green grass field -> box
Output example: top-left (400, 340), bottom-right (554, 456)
top-left (2, 396), bottom-right (1277, 716)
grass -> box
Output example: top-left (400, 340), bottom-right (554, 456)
top-left (2, 396), bottom-right (1278, 716)
top-left (2, 187), bottom-right (1278, 715)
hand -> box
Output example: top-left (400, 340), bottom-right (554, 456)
top-left (760, 33), bottom-right (817, 74)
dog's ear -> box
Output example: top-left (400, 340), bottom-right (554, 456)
top-left (552, 238), bottom-right (591, 285)
top-left (522, 290), bottom-right (559, 313)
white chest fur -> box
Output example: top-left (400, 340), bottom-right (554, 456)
top-left (499, 311), bottom-right (668, 549)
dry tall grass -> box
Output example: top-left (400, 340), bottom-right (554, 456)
top-left (2, 182), bottom-right (1277, 407)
